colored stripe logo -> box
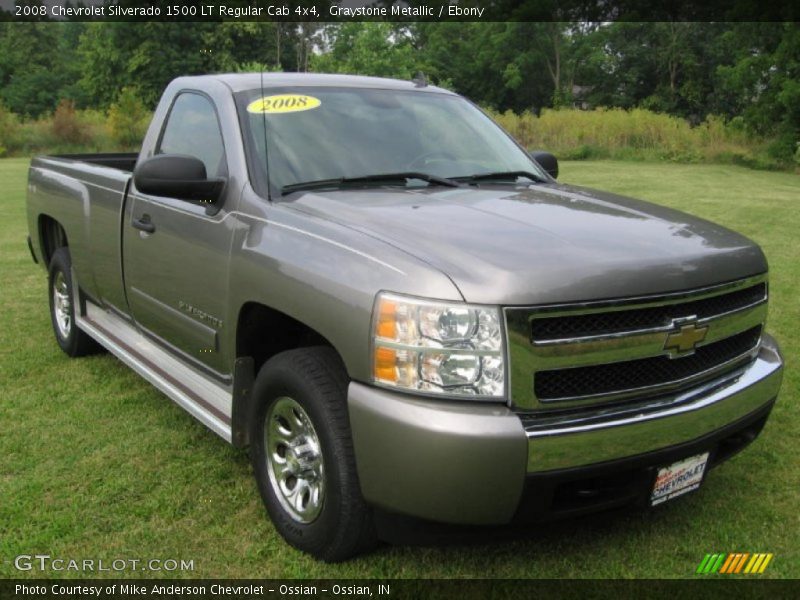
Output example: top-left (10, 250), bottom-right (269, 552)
top-left (696, 553), bottom-right (773, 574)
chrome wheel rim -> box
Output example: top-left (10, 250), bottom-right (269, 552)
top-left (264, 396), bottom-right (325, 523)
top-left (53, 271), bottom-right (71, 339)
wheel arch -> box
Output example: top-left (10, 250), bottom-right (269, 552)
top-left (231, 301), bottom-right (348, 448)
top-left (37, 214), bottom-right (69, 266)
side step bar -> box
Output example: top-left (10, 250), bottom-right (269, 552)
top-left (76, 297), bottom-right (233, 443)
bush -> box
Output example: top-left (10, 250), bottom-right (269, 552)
top-left (0, 103), bottom-right (21, 157)
top-left (560, 144), bottom-right (607, 160)
top-left (51, 99), bottom-right (90, 146)
top-left (107, 88), bottom-right (150, 149)
top-left (0, 99), bottom-right (788, 172)
top-left (485, 106), bottom-right (776, 169)
top-left (235, 61), bottom-right (283, 73)
top-left (766, 131), bottom-right (798, 164)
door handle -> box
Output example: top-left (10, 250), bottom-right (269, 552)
top-left (133, 215), bottom-right (155, 233)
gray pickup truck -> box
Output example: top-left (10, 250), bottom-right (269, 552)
top-left (26, 73), bottom-right (783, 561)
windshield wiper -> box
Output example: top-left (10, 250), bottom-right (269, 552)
top-left (453, 170), bottom-right (546, 185)
top-left (282, 172), bottom-right (461, 196)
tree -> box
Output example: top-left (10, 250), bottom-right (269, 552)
top-left (75, 23), bottom-right (127, 109)
top-left (581, 22), bottom-right (723, 118)
top-left (0, 22), bottom-right (84, 117)
top-left (311, 23), bottom-right (420, 80)
top-left (713, 23), bottom-right (800, 160)
top-left (199, 23), bottom-right (284, 73)
top-left (413, 23), bottom-right (556, 112)
top-left (77, 22), bottom-right (292, 110)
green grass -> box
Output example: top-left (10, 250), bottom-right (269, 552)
top-left (1, 158), bottom-right (798, 579)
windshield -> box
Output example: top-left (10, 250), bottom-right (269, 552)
top-left (236, 86), bottom-right (545, 197)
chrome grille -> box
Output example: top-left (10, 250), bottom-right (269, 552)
top-left (505, 276), bottom-right (767, 410)
top-left (534, 326), bottom-right (761, 401)
top-left (531, 283), bottom-right (766, 341)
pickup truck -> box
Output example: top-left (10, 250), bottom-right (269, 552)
top-left (26, 73), bottom-right (784, 561)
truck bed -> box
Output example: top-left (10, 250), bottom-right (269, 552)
top-left (28, 153), bottom-right (137, 314)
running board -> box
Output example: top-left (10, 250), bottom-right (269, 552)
top-left (76, 299), bottom-right (233, 443)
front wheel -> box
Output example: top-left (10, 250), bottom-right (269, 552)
top-left (250, 347), bottom-right (377, 561)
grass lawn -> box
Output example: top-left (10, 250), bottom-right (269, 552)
top-left (1, 158), bottom-right (797, 579)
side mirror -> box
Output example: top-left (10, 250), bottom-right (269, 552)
top-left (133, 154), bottom-right (225, 208)
top-left (530, 150), bottom-right (558, 180)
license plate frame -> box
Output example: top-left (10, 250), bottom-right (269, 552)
top-left (650, 452), bottom-right (710, 506)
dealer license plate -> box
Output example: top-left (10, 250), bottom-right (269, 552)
top-left (650, 452), bottom-right (710, 506)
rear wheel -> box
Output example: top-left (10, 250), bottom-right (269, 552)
top-left (250, 346), bottom-right (377, 561)
top-left (48, 247), bottom-right (99, 357)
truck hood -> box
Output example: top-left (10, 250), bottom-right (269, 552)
top-left (284, 183), bottom-right (767, 305)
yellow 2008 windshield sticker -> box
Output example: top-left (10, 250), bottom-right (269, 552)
top-left (247, 94), bottom-right (321, 114)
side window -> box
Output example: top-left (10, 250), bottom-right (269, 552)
top-left (158, 93), bottom-right (227, 178)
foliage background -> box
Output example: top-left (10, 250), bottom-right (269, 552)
top-left (0, 21), bottom-right (797, 168)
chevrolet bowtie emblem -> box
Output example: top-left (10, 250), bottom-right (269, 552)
top-left (664, 318), bottom-right (709, 358)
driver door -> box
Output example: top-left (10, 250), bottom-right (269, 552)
top-left (123, 91), bottom-right (233, 375)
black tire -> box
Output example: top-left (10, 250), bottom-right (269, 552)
top-left (250, 346), bottom-right (377, 561)
top-left (48, 247), bottom-right (100, 357)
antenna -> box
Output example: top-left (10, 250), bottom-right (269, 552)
top-left (412, 72), bottom-right (428, 88)
top-left (260, 64), bottom-right (272, 202)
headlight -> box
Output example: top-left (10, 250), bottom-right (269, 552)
top-left (371, 292), bottom-right (505, 399)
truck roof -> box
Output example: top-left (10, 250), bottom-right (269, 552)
top-left (171, 72), bottom-right (455, 95)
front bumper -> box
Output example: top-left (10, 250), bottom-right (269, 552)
top-left (347, 334), bottom-right (783, 525)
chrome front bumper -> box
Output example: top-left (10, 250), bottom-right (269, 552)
top-left (523, 333), bottom-right (783, 472)
top-left (347, 334), bottom-right (783, 525)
